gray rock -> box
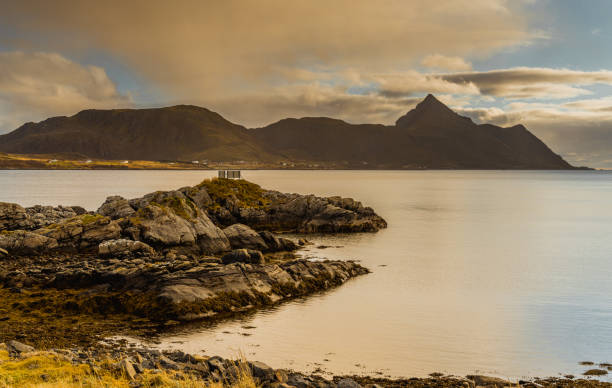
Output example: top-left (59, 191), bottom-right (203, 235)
top-left (0, 230), bottom-right (59, 254)
top-left (221, 249), bottom-right (265, 265)
top-left (98, 239), bottom-right (155, 258)
top-left (127, 193), bottom-right (230, 254)
top-left (207, 356), bottom-right (226, 373)
top-left (158, 355), bottom-right (181, 370)
top-left (7, 340), bottom-right (35, 357)
top-left (223, 223), bottom-right (268, 251)
top-left (288, 373), bottom-right (313, 388)
top-left (118, 358), bottom-right (137, 380)
top-left (250, 360), bottom-right (275, 380)
top-left (337, 378), bottom-right (362, 388)
top-left (97, 196), bottom-right (135, 219)
top-left (466, 375), bottom-right (513, 387)
top-left (0, 202), bottom-right (28, 230)
top-left (258, 231), bottom-right (298, 252)
top-left (179, 185), bottom-right (212, 209)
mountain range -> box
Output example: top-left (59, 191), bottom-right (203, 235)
top-left (0, 94), bottom-right (576, 169)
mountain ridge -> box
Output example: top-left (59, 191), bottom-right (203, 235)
top-left (0, 95), bottom-right (578, 169)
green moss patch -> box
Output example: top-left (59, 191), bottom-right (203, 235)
top-left (197, 178), bottom-right (269, 211)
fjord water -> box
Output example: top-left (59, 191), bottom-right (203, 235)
top-left (2, 170), bottom-right (612, 379)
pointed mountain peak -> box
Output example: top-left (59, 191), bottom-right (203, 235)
top-left (422, 93), bottom-right (439, 104)
top-left (395, 94), bottom-right (466, 127)
top-left (415, 94), bottom-right (454, 113)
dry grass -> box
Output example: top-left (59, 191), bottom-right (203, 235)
top-left (0, 153), bottom-right (211, 170)
top-left (0, 350), bottom-right (257, 388)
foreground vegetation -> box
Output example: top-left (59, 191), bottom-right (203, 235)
top-left (0, 348), bottom-right (256, 388)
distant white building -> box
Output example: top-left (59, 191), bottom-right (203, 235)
top-left (218, 170), bottom-right (241, 179)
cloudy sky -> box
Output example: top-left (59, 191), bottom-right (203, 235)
top-left (2, 0), bottom-right (612, 167)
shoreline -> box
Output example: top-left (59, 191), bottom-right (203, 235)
top-left (2, 340), bottom-right (611, 388)
top-left (0, 152), bottom-right (592, 171)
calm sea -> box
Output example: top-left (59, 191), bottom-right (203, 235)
top-left (1, 170), bottom-right (611, 379)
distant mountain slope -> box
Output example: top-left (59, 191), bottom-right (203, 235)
top-left (253, 94), bottom-right (573, 169)
top-left (0, 95), bottom-right (575, 169)
top-left (0, 105), bottom-right (272, 161)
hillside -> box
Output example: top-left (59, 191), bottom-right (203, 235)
top-left (0, 95), bottom-right (576, 169)
top-left (0, 105), bottom-right (274, 162)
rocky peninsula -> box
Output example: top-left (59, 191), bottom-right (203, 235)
top-left (0, 178), bottom-right (385, 347)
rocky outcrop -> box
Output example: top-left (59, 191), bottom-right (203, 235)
top-left (124, 192), bottom-right (230, 254)
top-left (0, 203), bottom-right (84, 231)
top-left (34, 214), bottom-right (121, 251)
top-left (0, 252), bottom-right (368, 322)
top-left (203, 180), bottom-right (387, 233)
top-left (0, 178), bottom-right (384, 256)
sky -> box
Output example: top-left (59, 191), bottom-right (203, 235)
top-left (2, 0), bottom-right (612, 167)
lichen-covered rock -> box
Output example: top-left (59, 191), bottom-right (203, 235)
top-left (221, 249), bottom-right (265, 265)
top-left (24, 205), bottom-right (81, 229)
top-left (0, 202), bottom-right (86, 232)
top-left (98, 239), bottom-right (155, 258)
top-left (223, 223), bottom-right (268, 251)
top-left (0, 230), bottom-right (58, 254)
top-left (97, 196), bottom-right (135, 219)
top-left (179, 185), bottom-right (212, 209)
top-left (35, 214), bottom-right (121, 250)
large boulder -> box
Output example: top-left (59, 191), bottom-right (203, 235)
top-left (221, 249), bottom-right (265, 265)
top-left (97, 196), bottom-right (135, 219)
top-left (126, 192), bottom-right (229, 254)
top-left (0, 230), bottom-right (58, 254)
top-left (98, 239), bottom-right (155, 258)
top-left (223, 223), bottom-right (268, 251)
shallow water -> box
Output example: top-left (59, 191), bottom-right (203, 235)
top-left (2, 170), bottom-right (612, 379)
